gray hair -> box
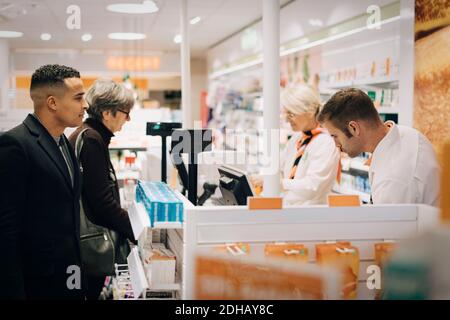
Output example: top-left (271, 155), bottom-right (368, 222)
top-left (85, 78), bottom-right (134, 120)
top-left (281, 84), bottom-right (322, 116)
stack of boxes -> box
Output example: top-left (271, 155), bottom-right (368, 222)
top-left (136, 181), bottom-right (184, 227)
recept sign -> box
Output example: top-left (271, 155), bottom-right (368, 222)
top-left (106, 56), bottom-right (161, 71)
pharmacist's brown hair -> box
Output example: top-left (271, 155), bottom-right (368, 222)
top-left (317, 88), bottom-right (382, 137)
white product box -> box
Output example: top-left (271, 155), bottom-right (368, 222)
top-left (142, 243), bottom-right (176, 286)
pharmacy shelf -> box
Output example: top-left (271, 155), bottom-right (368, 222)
top-left (149, 283), bottom-right (181, 291)
top-left (321, 78), bottom-right (399, 90)
top-left (332, 185), bottom-right (371, 203)
top-left (120, 251), bottom-right (181, 299)
top-left (349, 161), bottom-right (369, 172)
top-left (242, 92), bottom-right (262, 98)
top-left (341, 158), bottom-right (370, 175)
top-left (109, 146), bottom-right (147, 152)
top-left (127, 247), bottom-right (149, 299)
top-left (116, 171), bottom-right (140, 181)
top-left (343, 162), bottom-right (370, 176)
top-left (153, 222), bottom-right (184, 229)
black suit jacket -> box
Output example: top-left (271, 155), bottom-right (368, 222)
top-left (0, 114), bottom-right (83, 299)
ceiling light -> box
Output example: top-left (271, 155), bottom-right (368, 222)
top-left (173, 34), bottom-right (182, 44)
top-left (107, 1), bottom-right (158, 14)
top-left (190, 16), bottom-right (201, 25)
top-left (81, 33), bottom-right (93, 42)
top-left (108, 32), bottom-right (146, 40)
top-left (0, 30), bottom-right (23, 38)
top-left (40, 33), bottom-right (51, 41)
top-left (308, 19), bottom-right (323, 27)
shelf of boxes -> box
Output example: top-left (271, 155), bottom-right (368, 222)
top-left (321, 78), bottom-right (399, 91)
top-left (341, 157), bottom-right (370, 175)
top-left (122, 193), bottom-right (190, 300)
top-left (183, 203), bottom-right (440, 299)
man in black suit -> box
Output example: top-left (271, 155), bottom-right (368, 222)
top-left (0, 65), bottom-right (88, 299)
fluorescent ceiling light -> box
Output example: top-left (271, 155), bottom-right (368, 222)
top-left (173, 34), bottom-right (182, 44)
top-left (308, 19), bottom-right (323, 27)
top-left (190, 16), bottom-right (201, 25)
top-left (0, 30), bottom-right (23, 38)
top-left (108, 32), bottom-right (146, 40)
top-left (40, 33), bottom-right (51, 41)
top-left (81, 33), bottom-right (93, 42)
top-left (107, 1), bottom-right (158, 14)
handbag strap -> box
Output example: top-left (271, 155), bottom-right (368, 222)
top-left (75, 128), bottom-right (98, 233)
top-left (75, 128), bottom-right (89, 165)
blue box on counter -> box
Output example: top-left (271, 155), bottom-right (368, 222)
top-left (136, 181), bottom-right (184, 227)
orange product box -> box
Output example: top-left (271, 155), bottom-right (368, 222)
top-left (374, 242), bottom-right (396, 300)
top-left (374, 242), bottom-right (396, 267)
top-left (264, 243), bottom-right (309, 263)
top-left (195, 255), bottom-right (332, 300)
top-left (315, 242), bottom-right (359, 299)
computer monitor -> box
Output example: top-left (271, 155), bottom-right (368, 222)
top-left (217, 165), bottom-right (254, 206)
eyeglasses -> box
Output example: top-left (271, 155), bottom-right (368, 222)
top-left (284, 111), bottom-right (297, 120)
top-left (117, 108), bottom-right (130, 120)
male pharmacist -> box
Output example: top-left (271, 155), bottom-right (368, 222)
top-left (317, 88), bottom-right (440, 206)
top-left (0, 64), bottom-right (88, 299)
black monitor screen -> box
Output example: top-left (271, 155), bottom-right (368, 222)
top-left (217, 165), bottom-right (254, 206)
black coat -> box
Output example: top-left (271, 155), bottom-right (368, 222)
top-left (0, 114), bottom-right (84, 299)
top-left (69, 118), bottom-right (134, 241)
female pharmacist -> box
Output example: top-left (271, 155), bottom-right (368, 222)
top-left (252, 85), bottom-right (340, 205)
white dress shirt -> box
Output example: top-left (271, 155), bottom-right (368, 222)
top-left (369, 121), bottom-right (440, 206)
top-left (281, 131), bottom-right (340, 205)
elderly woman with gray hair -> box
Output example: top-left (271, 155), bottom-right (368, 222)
top-left (69, 79), bottom-right (135, 299)
top-left (280, 85), bottom-right (340, 205)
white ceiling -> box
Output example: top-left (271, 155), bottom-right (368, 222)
top-left (0, 0), bottom-right (291, 57)
top-left (0, 0), bottom-right (397, 58)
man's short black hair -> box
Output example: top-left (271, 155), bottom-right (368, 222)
top-left (317, 88), bottom-right (381, 137)
top-left (30, 64), bottom-right (80, 91)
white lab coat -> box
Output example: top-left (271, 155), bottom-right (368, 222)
top-left (281, 131), bottom-right (340, 205)
top-left (369, 122), bottom-right (440, 206)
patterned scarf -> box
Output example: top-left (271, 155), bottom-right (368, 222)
top-left (289, 127), bottom-right (325, 179)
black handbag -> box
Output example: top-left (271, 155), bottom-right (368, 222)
top-left (75, 128), bottom-right (129, 277)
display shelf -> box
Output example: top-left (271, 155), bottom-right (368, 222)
top-left (342, 161), bottom-right (369, 176)
top-left (183, 204), bottom-right (440, 299)
top-left (148, 283), bottom-right (181, 291)
top-left (116, 170), bottom-right (140, 181)
top-left (341, 167), bottom-right (369, 178)
top-left (234, 108), bottom-right (263, 115)
top-left (127, 247), bottom-right (149, 299)
top-left (349, 161), bottom-right (369, 173)
top-left (242, 92), bottom-right (262, 98)
top-left (153, 221), bottom-right (184, 229)
top-left (332, 185), bottom-right (371, 203)
top-left (113, 262), bottom-right (181, 300)
top-left (109, 146), bottom-right (147, 152)
top-left (341, 157), bottom-right (370, 174)
top-left (321, 78), bottom-right (399, 90)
